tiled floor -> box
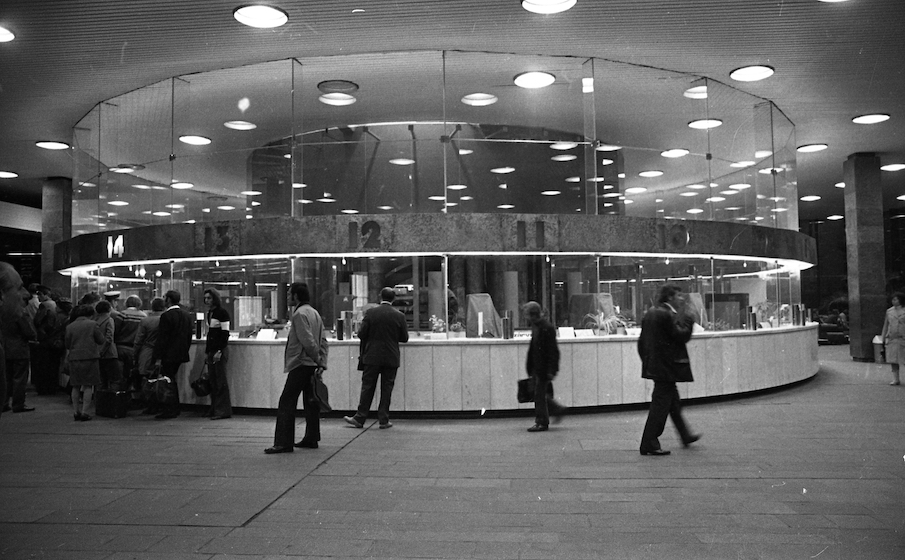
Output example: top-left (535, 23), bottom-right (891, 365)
top-left (1, 345), bottom-right (902, 559)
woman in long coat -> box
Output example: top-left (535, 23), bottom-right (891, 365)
top-left (881, 292), bottom-right (905, 386)
top-left (65, 304), bottom-right (104, 421)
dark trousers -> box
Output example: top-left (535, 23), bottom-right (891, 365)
top-left (274, 365), bottom-right (319, 447)
top-left (33, 347), bottom-right (62, 394)
top-left (533, 372), bottom-right (565, 427)
top-left (207, 351), bottom-right (232, 417)
top-left (352, 363), bottom-right (397, 425)
top-left (5, 359), bottom-right (29, 409)
top-left (158, 360), bottom-right (182, 414)
top-left (99, 358), bottom-right (125, 391)
top-left (641, 381), bottom-right (692, 450)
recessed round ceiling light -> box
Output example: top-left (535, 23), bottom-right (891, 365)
top-left (36, 141), bottom-right (70, 150)
top-left (551, 154), bottom-right (577, 162)
top-left (0, 26), bottom-right (15, 42)
top-left (378, 205), bottom-right (394, 210)
top-left (217, 205), bottom-right (236, 211)
top-left (0, 171), bottom-right (19, 179)
top-left (317, 80), bottom-right (359, 94)
top-left (429, 195), bottom-right (446, 201)
top-left (587, 177), bottom-right (606, 182)
top-left (827, 215), bottom-right (844, 220)
top-left (600, 158), bottom-right (614, 165)
top-left (755, 150), bottom-right (773, 158)
top-left (491, 167), bottom-right (515, 174)
top-left (680, 192), bottom-right (698, 197)
top-left (835, 182), bottom-right (845, 188)
top-left (639, 170), bottom-right (663, 178)
top-left (513, 71), bottom-right (556, 89)
top-left (241, 190), bottom-right (262, 196)
top-left (107, 200), bottom-right (129, 206)
top-left (720, 190), bottom-right (738, 196)
top-left (687, 184), bottom-right (707, 189)
top-left (852, 113), bottom-right (890, 124)
top-left (458, 149), bottom-right (473, 155)
top-left (687, 208), bottom-right (704, 214)
top-left (251, 201), bottom-right (261, 206)
top-left (602, 193), bottom-right (621, 198)
top-left (292, 183), bottom-right (306, 189)
top-left (498, 184), bottom-right (508, 189)
top-left (284, 153), bottom-right (292, 159)
top-left (730, 161), bottom-right (756, 168)
top-left (497, 204), bottom-right (515, 209)
top-left (461, 93), bottom-right (498, 107)
top-left (625, 187), bottom-right (647, 194)
top-left (661, 148), bottom-right (689, 158)
top-left (758, 167), bottom-right (784, 175)
top-left (768, 197), bottom-right (787, 202)
top-left (541, 190), bottom-right (561, 196)
top-left (623, 199), bottom-right (634, 204)
top-left (688, 119), bottom-right (722, 130)
top-left (341, 209), bottom-right (359, 214)
top-left (770, 208), bottom-right (789, 213)
top-left (730, 65), bottom-right (775, 82)
top-left (550, 142), bottom-right (578, 150)
top-left (461, 195), bottom-right (474, 201)
top-left (898, 195), bottom-right (905, 201)
top-left (724, 207), bottom-right (741, 211)
top-left (881, 163), bottom-right (905, 171)
top-left (618, 173), bottom-right (626, 178)
top-left (706, 197), bottom-right (726, 203)
top-left (298, 199), bottom-right (313, 204)
top-left (447, 184), bottom-right (468, 190)
top-left (153, 211), bottom-right (172, 217)
top-left (597, 144), bottom-right (622, 151)
top-left (171, 182), bottom-right (194, 189)
top-left (179, 135), bottom-right (211, 145)
top-left (233, 5), bottom-right (289, 28)
top-left (565, 176), bottom-right (581, 183)
top-left (800, 195), bottom-right (822, 202)
top-left (729, 183), bottom-right (752, 190)
top-left (110, 164), bottom-right (145, 174)
top-left (166, 204), bottom-right (185, 209)
top-left (521, 0), bottom-right (577, 14)
top-left (224, 120), bottom-right (257, 130)
top-left (683, 85), bottom-right (707, 99)
top-left (389, 158), bottom-right (415, 165)
top-left (319, 93), bottom-right (357, 106)
top-left (797, 143), bottom-right (828, 153)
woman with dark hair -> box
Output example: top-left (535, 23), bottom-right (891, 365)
top-left (65, 304), bottom-right (104, 421)
top-left (881, 292), bottom-right (905, 386)
top-left (203, 288), bottom-right (232, 419)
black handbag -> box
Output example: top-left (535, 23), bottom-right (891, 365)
top-left (311, 368), bottom-right (332, 411)
top-left (190, 363), bottom-right (212, 397)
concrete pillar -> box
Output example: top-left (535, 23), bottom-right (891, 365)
top-left (41, 177), bottom-right (72, 296)
top-left (843, 153), bottom-right (886, 361)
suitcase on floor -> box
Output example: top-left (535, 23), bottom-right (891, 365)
top-left (95, 390), bottom-right (130, 418)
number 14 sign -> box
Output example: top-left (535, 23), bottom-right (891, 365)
top-left (107, 234), bottom-right (125, 259)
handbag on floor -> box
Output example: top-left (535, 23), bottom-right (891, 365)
top-left (190, 363), bottom-right (211, 397)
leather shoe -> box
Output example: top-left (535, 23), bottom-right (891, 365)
top-left (294, 440), bottom-right (318, 449)
top-left (527, 424), bottom-right (548, 432)
top-left (78, 414), bottom-right (92, 422)
top-left (640, 448), bottom-right (671, 456)
top-left (378, 422), bottom-right (393, 429)
top-left (264, 446), bottom-right (293, 454)
top-left (13, 406), bottom-right (35, 413)
top-left (683, 434), bottom-right (702, 448)
top-left (343, 416), bottom-right (363, 428)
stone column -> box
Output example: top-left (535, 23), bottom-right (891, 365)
top-left (41, 177), bottom-right (72, 296)
top-left (843, 153), bottom-right (886, 361)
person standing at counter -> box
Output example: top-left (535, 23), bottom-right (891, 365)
top-left (203, 288), bottom-right (232, 419)
top-left (638, 284), bottom-right (701, 456)
top-left (345, 287), bottom-right (409, 430)
top-left (881, 292), bottom-right (905, 386)
top-left (266, 282), bottom-right (328, 454)
top-left (152, 290), bottom-right (193, 420)
top-left (524, 301), bottom-right (566, 432)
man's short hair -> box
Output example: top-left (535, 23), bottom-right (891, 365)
top-left (289, 282), bottom-right (310, 304)
top-left (380, 287), bottom-right (396, 303)
top-left (523, 301), bottom-right (542, 318)
top-left (164, 290), bottom-right (181, 305)
top-left (657, 284), bottom-right (683, 304)
top-left (95, 300), bottom-right (112, 314)
top-left (125, 295), bottom-right (142, 308)
top-left (150, 297), bottom-right (166, 312)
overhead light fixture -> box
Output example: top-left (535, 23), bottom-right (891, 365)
top-left (688, 119), bottom-right (722, 130)
top-left (818, 0), bottom-right (851, 2)
top-left (389, 158), bottom-right (415, 165)
top-left (107, 200), bottom-right (129, 206)
top-left (827, 215), bottom-right (844, 220)
top-left (513, 71), bottom-right (555, 89)
top-left (378, 205), bottom-right (393, 210)
top-left (429, 195), bottom-right (446, 201)
top-left (661, 148), bottom-right (689, 158)
top-left (0, 25), bottom-right (14, 42)
top-left (683, 85), bottom-right (707, 99)
top-left (217, 205), bottom-right (236, 211)
top-left (797, 143), bottom-right (828, 153)
top-left (639, 170), bottom-right (663, 178)
top-left (687, 208), bottom-right (704, 214)
top-left (461, 93), bottom-right (498, 106)
top-left (706, 197), bottom-right (726, 203)
top-left (224, 120), bottom-right (257, 130)
top-left (541, 190), bottom-right (561, 196)
top-left (687, 184), bottom-right (707, 189)
top-left (602, 193), bottom-right (621, 198)
top-left (730, 161), bottom-right (756, 168)
top-left (461, 196), bottom-right (473, 201)
top-left (341, 209), bottom-right (359, 214)
top-left (317, 197), bottom-right (337, 203)
top-left (881, 163), bottom-right (905, 171)
top-left (36, 141), bottom-right (70, 150)
top-left (600, 158), bottom-right (614, 165)
top-left (625, 187), bottom-right (647, 194)
top-left (551, 154), bottom-right (577, 162)
top-left (521, 0), bottom-right (577, 14)
top-left (240, 190), bottom-right (262, 196)
top-left (319, 93), bottom-right (357, 106)
top-left (680, 192), bottom-right (699, 197)
top-left (550, 142), bottom-right (578, 150)
top-left (758, 167), bottom-right (784, 175)
top-left (0, 171), bottom-right (19, 179)
top-left (458, 149), bottom-right (473, 155)
top-left (582, 77), bottom-right (594, 93)
top-left (898, 195), bottom-right (905, 201)
top-left (852, 114), bottom-right (890, 124)
top-left (565, 176), bottom-right (581, 183)
top-left (171, 182), bottom-right (194, 189)
top-left (491, 167), bottom-right (516, 174)
top-left (447, 184), bottom-right (468, 190)
top-left (292, 183), bottom-right (307, 189)
top-left (152, 211), bottom-right (172, 217)
top-left (729, 65), bottom-right (775, 82)
top-left (800, 195), bottom-right (822, 202)
top-left (720, 190), bottom-right (739, 196)
top-left (729, 183), bottom-right (752, 190)
top-left (318, 80), bottom-right (359, 94)
top-left (179, 135), bottom-right (211, 145)
top-left (165, 204), bottom-right (185, 209)
top-left (233, 5), bottom-right (289, 28)
top-left (835, 182), bottom-right (845, 188)
top-left (497, 204), bottom-right (515, 209)
top-left (596, 144), bottom-right (621, 151)
top-left (109, 164), bottom-right (145, 174)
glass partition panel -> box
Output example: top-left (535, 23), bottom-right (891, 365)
top-left (72, 104), bottom-right (102, 236)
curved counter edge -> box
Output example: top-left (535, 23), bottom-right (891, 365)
top-left (174, 324), bottom-right (819, 414)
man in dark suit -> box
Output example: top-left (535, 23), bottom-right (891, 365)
top-left (344, 287), bottom-right (408, 429)
top-left (638, 284), bottom-right (702, 456)
top-left (524, 301), bottom-right (566, 432)
top-left (152, 290), bottom-right (193, 420)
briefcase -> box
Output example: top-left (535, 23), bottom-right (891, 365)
top-left (95, 389), bottom-right (130, 418)
top-left (311, 368), bottom-right (332, 412)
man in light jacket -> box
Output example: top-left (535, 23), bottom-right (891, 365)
top-left (266, 282), bottom-right (328, 454)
